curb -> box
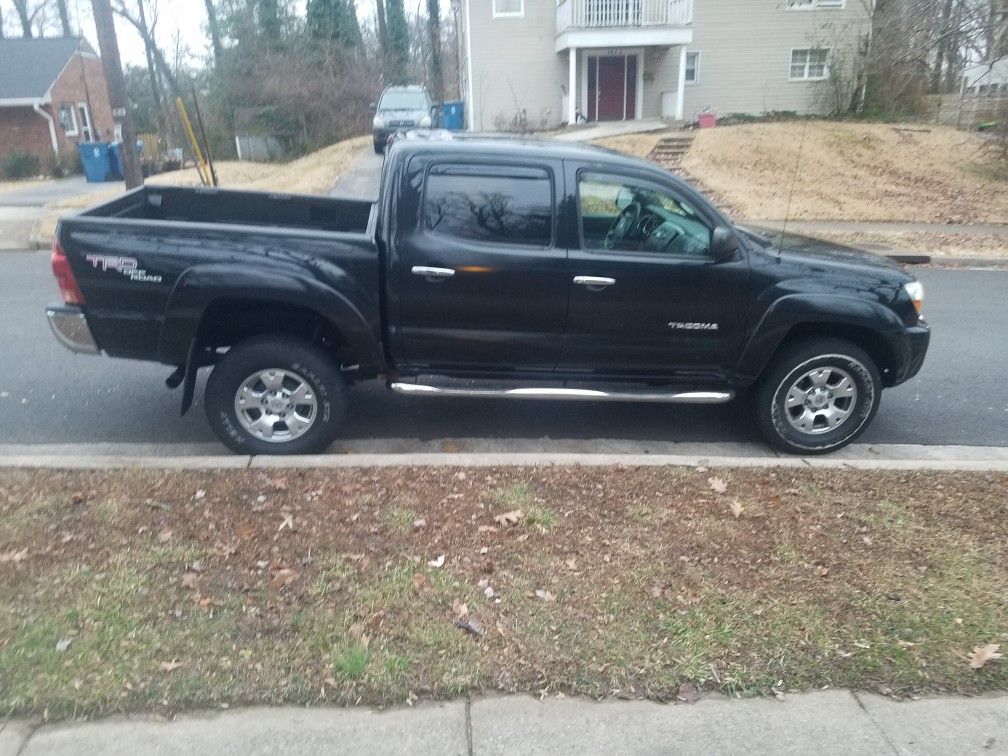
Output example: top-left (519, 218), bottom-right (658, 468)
top-left (2, 446), bottom-right (1008, 471)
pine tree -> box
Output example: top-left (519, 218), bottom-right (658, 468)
top-left (257, 0), bottom-right (281, 46)
top-left (306, 0), bottom-right (362, 49)
top-left (385, 0), bottom-right (409, 83)
top-left (426, 0), bottom-right (443, 102)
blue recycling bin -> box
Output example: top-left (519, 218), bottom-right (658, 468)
top-left (78, 142), bottom-right (114, 182)
top-left (442, 100), bottom-right (464, 130)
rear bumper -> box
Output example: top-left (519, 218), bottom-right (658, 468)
top-left (890, 319), bottom-right (930, 385)
top-left (46, 304), bottom-right (99, 354)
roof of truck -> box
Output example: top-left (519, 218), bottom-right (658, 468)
top-left (389, 129), bottom-right (654, 167)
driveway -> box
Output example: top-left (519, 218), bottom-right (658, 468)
top-left (330, 149), bottom-right (382, 200)
top-left (1, 249), bottom-right (1005, 451)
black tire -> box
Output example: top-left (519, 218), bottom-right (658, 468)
top-left (205, 336), bottom-right (345, 455)
top-left (373, 139), bottom-right (384, 154)
top-left (753, 337), bottom-right (881, 455)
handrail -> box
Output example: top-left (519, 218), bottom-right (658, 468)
top-left (558, 0), bottom-right (692, 32)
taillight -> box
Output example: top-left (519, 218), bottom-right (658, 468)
top-left (51, 242), bottom-right (85, 305)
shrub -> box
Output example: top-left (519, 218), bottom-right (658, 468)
top-left (1, 151), bottom-right (41, 179)
top-left (45, 149), bottom-right (82, 178)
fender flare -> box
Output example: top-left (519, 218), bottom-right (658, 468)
top-left (736, 293), bottom-right (908, 383)
top-left (156, 262), bottom-right (383, 371)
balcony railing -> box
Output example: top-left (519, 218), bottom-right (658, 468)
top-left (556, 0), bottom-right (692, 33)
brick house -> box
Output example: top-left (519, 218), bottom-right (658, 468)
top-left (0, 37), bottom-right (114, 169)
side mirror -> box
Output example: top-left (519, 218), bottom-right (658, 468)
top-left (710, 225), bottom-right (739, 260)
top-left (369, 102), bottom-right (377, 111)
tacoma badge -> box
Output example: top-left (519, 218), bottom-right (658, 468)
top-left (668, 321), bottom-right (719, 331)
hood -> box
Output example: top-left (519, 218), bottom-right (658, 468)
top-left (738, 225), bottom-right (904, 273)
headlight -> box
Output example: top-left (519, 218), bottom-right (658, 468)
top-left (373, 116), bottom-right (385, 129)
top-left (903, 280), bottom-right (924, 315)
top-left (420, 115), bottom-right (432, 128)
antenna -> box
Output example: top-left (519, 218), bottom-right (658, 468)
top-left (777, 118), bottom-right (808, 260)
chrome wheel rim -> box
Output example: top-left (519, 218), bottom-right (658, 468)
top-left (234, 368), bottom-right (317, 443)
top-left (781, 365), bottom-right (858, 435)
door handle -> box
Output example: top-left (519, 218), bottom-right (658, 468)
top-left (573, 275), bottom-right (616, 289)
top-left (411, 266), bottom-right (455, 279)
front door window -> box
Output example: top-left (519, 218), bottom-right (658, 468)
top-left (578, 174), bottom-right (712, 257)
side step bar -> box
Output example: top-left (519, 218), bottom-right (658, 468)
top-left (389, 382), bottom-right (734, 404)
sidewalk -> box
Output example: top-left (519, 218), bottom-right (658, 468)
top-left (2, 691), bottom-right (1006, 755)
top-left (552, 118), bottom-right (669, 142)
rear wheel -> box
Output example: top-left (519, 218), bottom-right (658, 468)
top-left (753, 338), bottom-right (881, 454)
top-left (205, 336), bottom-right (345, 455)
top-left (373, 139), bottom-right (384, 154)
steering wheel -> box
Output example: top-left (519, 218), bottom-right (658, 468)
top-left (604, 202), bottom-right (642, 249)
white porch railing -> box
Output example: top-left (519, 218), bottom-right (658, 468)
top-left (557, 0), bottom-right (692, 33)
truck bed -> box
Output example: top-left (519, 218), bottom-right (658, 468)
top-left (59, 185), bottom-right (382, 368)
top-left (82, 184), bottom-right (374, 234)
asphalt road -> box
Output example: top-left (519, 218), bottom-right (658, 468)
top-left (1, 249), bottom-right (1005, 451)
top-left (0, 176), bottom-right (121, 207)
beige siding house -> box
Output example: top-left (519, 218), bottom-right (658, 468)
top-left (456, 0), bottom-right (871, 130)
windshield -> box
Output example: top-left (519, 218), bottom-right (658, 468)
top-left (379, 91), bottom-right (428, 111)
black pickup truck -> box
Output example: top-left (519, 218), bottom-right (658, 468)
top-left (46, 133), bottom-right (929, 455)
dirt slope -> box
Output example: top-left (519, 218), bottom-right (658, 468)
top-left (680, 121), bottom-right (1008, 223)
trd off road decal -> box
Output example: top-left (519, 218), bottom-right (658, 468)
top-left (85, 254), bottom-right (163, 283)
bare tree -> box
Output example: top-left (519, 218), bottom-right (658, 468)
top-left (13, 0), bottom-right (34, 37)
top-left (91, 0), bottom-right (143, 188)
top-left (113, 0), bottom-right (182, 96)
top-left (55, 0), bottom-right (73, 35)
top-left (203, 0), bottom-right (224, 64)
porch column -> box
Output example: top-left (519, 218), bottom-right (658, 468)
top-left (568, 47), bottom-right (577, 125)
top-left (675, 45), bottom-right (687, 121)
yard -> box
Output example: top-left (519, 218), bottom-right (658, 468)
top-left (1, 465), bottom-right (1005, 719)
top-left (595, 122), bottom-right (1008, 222)
top-left (594, 121), bottom-right (1008, 259)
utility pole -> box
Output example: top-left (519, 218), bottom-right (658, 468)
top-left (91, 0), bottom-right (143, 188)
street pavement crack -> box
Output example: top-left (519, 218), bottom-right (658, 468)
top-left (851, 691), bottom-right (900, 755)
top-left (465, 695), bottom-right (473, 756)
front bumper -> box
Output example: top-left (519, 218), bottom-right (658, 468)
top-left (890, 318), bottom-right (930, 385)
top-left (46, 304), bottom-right (99, 354)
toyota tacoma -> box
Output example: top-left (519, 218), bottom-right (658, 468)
top-left (46, 133), bottom-right (930, 455)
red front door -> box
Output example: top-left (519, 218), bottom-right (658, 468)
top-left (587, 55), bottom-right (637, 121)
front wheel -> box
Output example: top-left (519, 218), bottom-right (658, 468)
top-left (753, 338), bottom-right (881, 455)
top-left (205, 336), bottom-right (345, 455)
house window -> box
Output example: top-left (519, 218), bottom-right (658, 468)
top-left (790, 48), bottom-right (829, 81)
top-left (787, 0), bottom-right (844, 8)
top-left (493, 0), bottom-right (523, 17)
top-left (684, 51), bottom-right (699, 84)
top-left (58, 104), bottom-right (78, 136)
top-left (77, 103), bottom-right (94, 141)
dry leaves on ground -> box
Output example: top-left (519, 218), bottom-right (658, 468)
top-left (968, 644), bottom-right (1003, 669)
top-left (494, 510), bottom-right (525, 526)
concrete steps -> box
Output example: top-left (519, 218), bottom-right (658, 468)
top-left (648, 133), bottom-right (695, 164)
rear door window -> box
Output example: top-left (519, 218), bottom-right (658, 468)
top-left (423, 165), bottom-right (553, 247)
